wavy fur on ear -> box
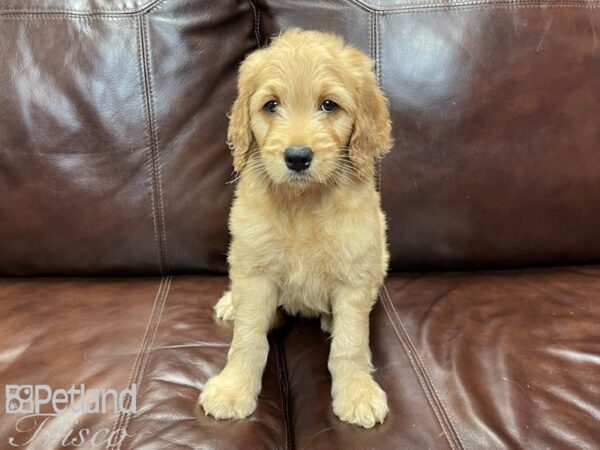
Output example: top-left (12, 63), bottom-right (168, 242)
top-left (345, 48), bottom-right (393, 179)
top-left (227, 52), bottom-right (260, 173)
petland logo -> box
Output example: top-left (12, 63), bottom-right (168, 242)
top-left (5, 384), bottom-right (137, 415)
top-left (5, 384), bottom-right (137, 447)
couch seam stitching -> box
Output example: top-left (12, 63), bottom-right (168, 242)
top-left (346, 0), bottom-right (600, 12)
top-left (379, 2), bottom-right (600, 13)
top-left (1, 2), bottom-right (596, 20)
top-left (0, 16), bottom-right (132, 20)
top-left (0, 0), bottom-right (168, 16)
top-left (379, 288), bottom-right (458, 449)
top-left (106, 276), bottom-right (171, 449)
top-left (368, 11), bottom-right (373, 70)
top-left (275, 332), bottom-right (295, 450)
top-left (375, 12), bottom-right (383, 194)
top-left (116, 276), bottom-right (171, 450)
top-left (142, 14), bottom-right (170, 274)
top-left (249, 0), bottom-right (262, 48)
top-left (105, 278), bottom-right (162, 447)
top-left (136, 14), bottom-right (163, 275)
top-left (140, 14), bottom-right (170, 274)
top-left (380, 284), bottom-right (464, 450)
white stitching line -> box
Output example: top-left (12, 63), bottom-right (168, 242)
top-left (346, 0), bottom-right (600, 13)
top-left (379, 291), bottom-right (461, 449)
top-left (379, 291), bottom-right (456, 448)
top-left (115, 276), bottom-right (171, 450)
top-left (106, 277), bottom-right (169, 449)
top-left (386, 290), bottom-right (465, 449)
top-left (378, 2), bottom-right (600, 13)
top-left (0, 15), bottom-right (134, 20)
top-left (381, 283), bottom-right (465, 450)
top-left (141, 15), bottom-right (170, 274)
top-left (143, 0), bottom-right (169, 15)
top-left (0, 0), bottom-right (166, 15)
top-left (376, 14), bottom-right (382, 87)
top-left (369, 9), bottom-right (373, 62)
top-left (0, 1), bottom-right (596, 21)
top-left (256, 9), bottom-right (262, 47)
top-left (136, 15), bottom-right (163, 275)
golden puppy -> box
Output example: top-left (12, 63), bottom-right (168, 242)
top-left (199, 29), bottom-right (392, 428)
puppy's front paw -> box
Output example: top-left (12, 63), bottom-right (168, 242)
top-left (214, 291), bottom-right (235, 321)
top-left (332, 374), bottom-right (388, 428)
top-left (199, 373), bottom-right (257, 420)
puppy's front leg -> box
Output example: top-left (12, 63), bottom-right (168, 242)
top-left (199, 275), bottom-right (277, 420)
top-left (329, 285), bottom-right (388, 428)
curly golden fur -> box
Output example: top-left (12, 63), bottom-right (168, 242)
top-left (199, 29), bottom-right (392, 428)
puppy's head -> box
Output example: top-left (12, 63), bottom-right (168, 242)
top-left (228, 29), bottom-right (392, 188)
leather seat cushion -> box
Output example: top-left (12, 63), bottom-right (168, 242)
top-left (0, 276), bottom-right (288, 449)
top-left (284, 266), bottom-right (600, 449)
top-left (1, 267), bottom-right (599, 448)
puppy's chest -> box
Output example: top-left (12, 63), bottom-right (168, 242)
top-left (264, 214), bottom-right (343, 314)
top-left (272, 217), bottom-right (340, 279)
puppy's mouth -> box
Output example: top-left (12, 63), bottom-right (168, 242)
top-left (285, 170), bottom-right (313, 184)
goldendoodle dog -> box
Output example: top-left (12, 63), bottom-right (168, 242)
top-left (199, 28), bottom-right (392, 428)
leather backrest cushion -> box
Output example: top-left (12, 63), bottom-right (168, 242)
top-left (0, 0), bottom-right (156, 13)
top-left (0, 0), bottom-right (257, 275)
top-left (2, 0), bottom-right (600, 275)
top-left (258, 0), bottom-right (600, 270)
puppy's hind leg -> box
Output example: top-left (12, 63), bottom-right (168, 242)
top-left (214, 290), bottom-right (235, 321)
top-left (215, 289), bottom-right (286, 329)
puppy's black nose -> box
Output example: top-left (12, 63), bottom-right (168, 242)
top-left (284, 146), bottom-right (313, 172)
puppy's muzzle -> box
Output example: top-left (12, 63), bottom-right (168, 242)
top-left (284, 146), bottom-right (313, 172)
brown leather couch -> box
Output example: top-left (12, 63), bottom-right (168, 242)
top-left (1, 1), bottom-right (599, 449)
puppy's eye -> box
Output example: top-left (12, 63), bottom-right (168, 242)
top-left (321, 99), bottom-right (338, 113)
top-left (264, 100), bottom-right (278, 114)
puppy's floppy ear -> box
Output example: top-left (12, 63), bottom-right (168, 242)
top-left (227, 53), bottom-right (258, 172)
top-left (346, 48), bottom-right (393, 178)
top-left (228, 92), bottom-right (251, 172)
